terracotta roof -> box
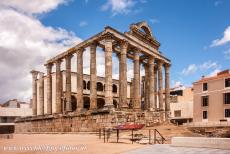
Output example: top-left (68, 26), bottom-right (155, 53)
top-left (194, 70), bottom-right (230, 84)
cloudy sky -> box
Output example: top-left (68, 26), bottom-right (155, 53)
top-left (0, 0), bottom-right (229, 103)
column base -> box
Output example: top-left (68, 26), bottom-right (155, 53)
top-left (103, 104), bottom-right (114, 111)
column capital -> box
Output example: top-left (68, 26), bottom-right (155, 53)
top-left (65, 54), bottom-right (73, 60)
top-left (55, 59), bottom-right (62, 66)
top-left (164, 63), bottom-right (171, 68)
top-left (102, 32), bottom-right (114, 41)
top-left (76, 47), bottom-right (85, 55)
top-left (133, 50), bottom-right (141, 62)
top-left (157, 59), bottom-right (164, 66)
top-left (31, 70), bottom-right (39, 80)
top-left (39, 72), bottom-right (44, 78)
top-left (90, 41), bottom-right (99, 48)
top-left (119, 39), bottom-right (129, 49)
top-left (45, 63), bottom-right (53, 69)
top-left (148, 56), bottom-right (155, 64)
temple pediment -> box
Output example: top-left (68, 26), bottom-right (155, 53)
top-left (125, 21), bottom-right (160, 50)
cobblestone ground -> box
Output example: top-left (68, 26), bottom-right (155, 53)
top-left (124, 144), bottom-right (230, 154)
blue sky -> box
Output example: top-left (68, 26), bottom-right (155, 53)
top-left (40, 0), bottom-right (230, 87)
top-left (0, 0), bottom-right (230, 102)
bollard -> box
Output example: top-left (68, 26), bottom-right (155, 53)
top-left (99, 128), bottom-right (101, 139)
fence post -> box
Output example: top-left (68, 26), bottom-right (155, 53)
top-left (154, 129), bottom-right (156, 144)
top-left (149, 129), bottom-right (151, 144)
top-left (131, 129), bottom-right (134, 144)
top-left (103, 128), bottom-right (105, 143)
top-left (116, 129), bottom-right (119, 143)
top-left (99, 128), bottom-right (101, 139)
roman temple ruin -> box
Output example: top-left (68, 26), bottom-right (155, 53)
top-left (15, 21), bottom-right (171, 132)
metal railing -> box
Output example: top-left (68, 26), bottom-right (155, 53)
top-left (153, 129), bottom-right (166, 144)
top-left (98, 128), bottom-right (166, 144)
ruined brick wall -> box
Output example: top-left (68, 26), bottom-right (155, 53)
top-left (15, 111), bottom-right (164, 133)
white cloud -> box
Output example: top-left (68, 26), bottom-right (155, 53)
top-left (181, 60), bottom-right (221, 76)
top-left (150, 19), bottom-right (159, 24)
top-left (0, 0), bottom-right (68, 15)
top-left (207, 69), bottom-right (221, 77)
top-left (214, 0), bottom-right (222, 7)
top-left (101, 0), bottom-right (136, 16)
top-left (173, 81), bottom-right (183, 88)
top-left (224, 48), bottom-right (230, 59)
top-left (79, 21), bottom-right (88, 27)
top-left (181, 64), bottom-right (197, 76)
top-left (0, 1), bottom-right (81, 103)
top-left (199, 60), bottom-right (220, 70)
top-left (211, 26), bottom-right (230, 47)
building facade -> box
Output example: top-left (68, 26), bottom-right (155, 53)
top-left (193, 70), bottom-right (230, 123)
top-left (0, 99), bottom-right (32, 134)
top-left (169, 86), bottom-right (193, 125)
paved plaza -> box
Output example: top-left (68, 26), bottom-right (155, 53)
top-left (124, 144), bottom-right (230, 154)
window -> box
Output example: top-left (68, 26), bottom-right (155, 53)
top-left (224, 93), bottom-right (230, 104)
top-left (174, 110), bottom-right (181, 117)
top-left (112, 84), bottom-right (117, 93)
top-left (225, 78), bottom-right (230, 88)
top-left (203, 111), bottom-right (208, 119)
top-left (203, 83), bottom-right (208, 91)
top-left (202, 96), bottom-right (209, 106)
top-left (170, 90), bottom-right (183, 96)
top-left (225, 109), bottom-right (230, 118)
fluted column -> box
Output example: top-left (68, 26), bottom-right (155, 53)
top-left (65, 54), bottom-right (72, 112)
top-left (165, 64), bottom-right (170, 113)
top-left (133, 50), bottom-right (141, 109)
top-left (56, 59), bottom-right (62, 114)
top-left (31, 70), bottom-right (39, 116)
top-left (38, 72), bottom-right (44, 115)
top-left (46, 63), bottom-right (53, 114)
top-left (119, 40), bottom-right (128, 109)
top-left (148, 56), bottom-right (155, 111)
top-left (104, 33), bottom-right (113, 108)
top-left (154, 65), bottom-right (158, 110)
top-left (158, 61), bottom-right (163, 111)
top-left (77, 48), bottom-right (84, 110)
top-left (144, 64), bottom-right (149, 110)
top-left (90, 43), bottom-right (97, 110)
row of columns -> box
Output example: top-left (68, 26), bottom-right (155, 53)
top-left (31, 34), bottom-right (170, 116)
top-left (143, 60), bottom-right (170, 112)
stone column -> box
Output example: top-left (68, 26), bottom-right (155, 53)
top-left (65, 54), bottom-right (72, 112)
top-left (165, 64), bottom-right (170, 113)
top-left (38, 72), bottom-right (44, 115)
top-left (148, 56), bottom-right (155, 111)
top-left (130, 78), bottom-right (134, 108)
top-left (104, 33), bottom-right (113, 108)
top-left (119, 40), bottom-right (128, 109)
top-left (46, 63), bottom-right (53, 115)
top-left (31, 70), bottom-right (39, 116)
top-left (154, 65), bottom-right (158, 110)
top-left (56, 59), bottom-right (62, 114)
top-left (158, 61), bottom-right (163, 111)
top-left (90, 43), bottom-right (97, 110)
top-left (133, 50), bottom-right (141, 110)
top-left (77, 48), bottom-right (84, 110)
top-left (144, 64), bottom-right (149, 110)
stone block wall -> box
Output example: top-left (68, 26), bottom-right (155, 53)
top-left (15, 111), bottom-right (164, 133)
